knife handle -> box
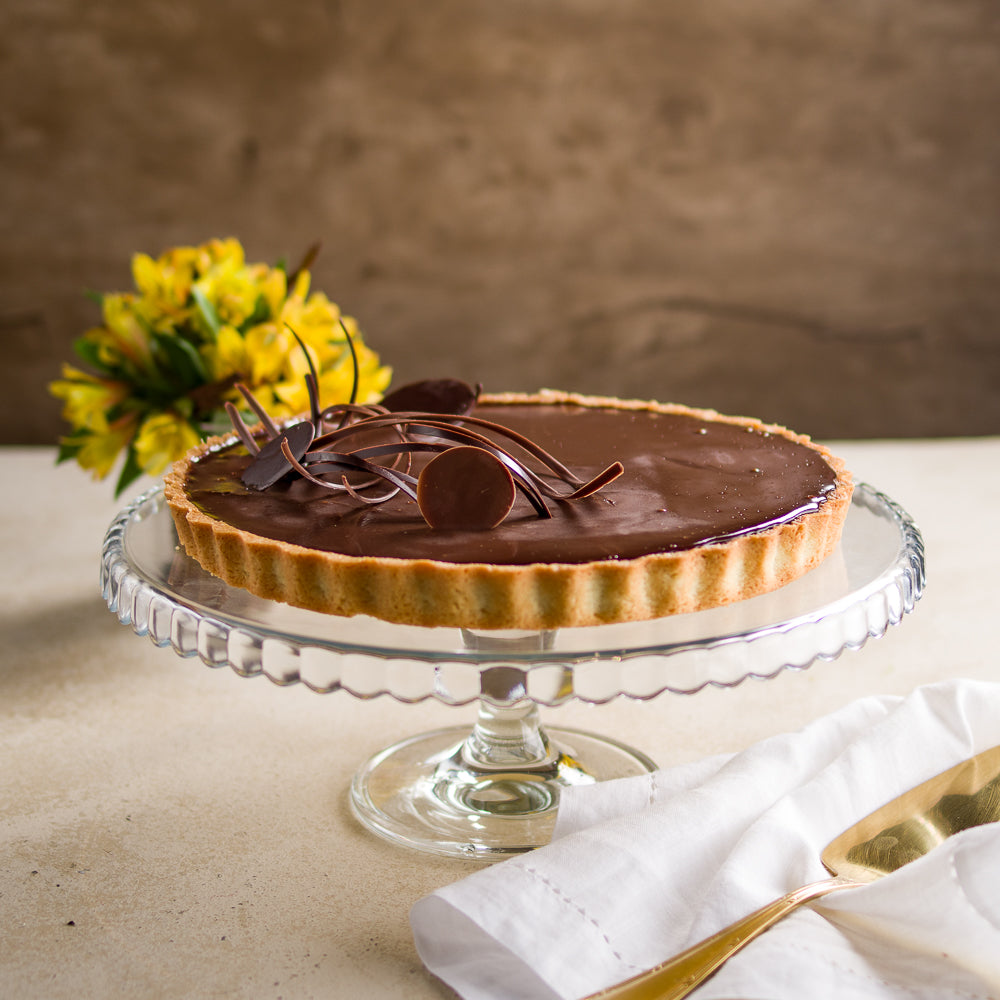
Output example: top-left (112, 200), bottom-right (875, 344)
top-left (585, 876), bottom-right (855, 1000)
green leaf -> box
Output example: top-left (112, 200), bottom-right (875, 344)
top-left (55, 438), bottom-right (83, 464)
top-left (151, 331), bottom-right (209, 391)
top-left (245, 293), bottom-right (271, 327)
top-left (129, 364), bottom-right (178, 404)
top-left (114, 446), bottom-right (145, 498)
top-left (72, 335), bottom-right (108, 373)
top-left (106, 397), bottom-right (147, 423)
top-left (192, 285), bottom-right (221, 338)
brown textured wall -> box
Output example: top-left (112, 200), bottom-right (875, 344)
top-left (3, 0), bottom-right (999, 443)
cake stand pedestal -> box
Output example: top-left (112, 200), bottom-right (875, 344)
top-left (348, 636), bottom-right (658, 858)
top-left (101, 482), bottom-right (924, 860)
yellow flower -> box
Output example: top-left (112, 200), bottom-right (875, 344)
top-left (72, 417), bottom-right (139, 480)
top-left (256, 265), bottom-right (287, 320)
top-left (86, 294), bottom-right (155, 374)
top-left (131, 250), bottom-right (197, 330)
top-left (133, 412), bottom-right (202, 477)
top-left (201, 324), bottom-right (250, 382)
top-left (49, 364), bottom-right (127, 433)
top-left (280, 293), bottom-right (340, 353)
top-left (243, 322), bottom-right (292, 387)
top-left (287, 269), bottom-right (310, 302)
top-left (199, 237), bottom-right (245, 272)
top-left (189, 244), bottom-right (275, 334)
top-left (55, 237), bottom-right (393, 496)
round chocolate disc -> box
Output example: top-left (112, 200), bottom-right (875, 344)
top-left (381, 378), bottom-right (479, 416)
top-left (417, 446), bottom-right (516, 531)
top-left (241, 420), bottom-right (315, 490)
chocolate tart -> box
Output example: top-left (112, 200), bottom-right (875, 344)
top-left (164, 390), bottom-right (852, 630)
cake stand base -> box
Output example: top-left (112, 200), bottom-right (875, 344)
top-left (349, 701), bottom-right (656, 859)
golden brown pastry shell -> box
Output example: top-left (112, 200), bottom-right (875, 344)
top-left (163, 391), bottom-right (853, 630)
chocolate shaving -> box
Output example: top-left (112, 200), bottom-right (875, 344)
top-left (236, 382), bottom-right (281, 440)
top-left (336, 318), bottom-right (360, 429)
top-left (305, 374), bottom-right (321, 432)
top-left (392, 425), bottom-right (552, 517)
top-left (307, 439), bottom-right (550, 518)
top-left (285, 326), bottom-right (323, 432)
top-left (341, 476), bottom-right (403, 506)
top-left (224, 401), bottom-right (261, 455)
top-left (224, 341), bottom-right (625, 529)
top-left (347, 411), bottom-right (585, 486)
top-left (306, 411), bottom-right (622, 504)
top-left (242, 420), bottom-right (315, 490)
top-left (280, 438), bottom-right (419, 500)
top-left (340, 318), bottom-right (359, 407)
top-left (314, 403), bottom-right (389, 442)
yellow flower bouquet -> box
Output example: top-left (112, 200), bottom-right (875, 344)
top-left (50, 238), bottom-right (392, 496)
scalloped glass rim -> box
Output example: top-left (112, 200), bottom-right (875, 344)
top-left (100, 482), bottom-right (925, 706)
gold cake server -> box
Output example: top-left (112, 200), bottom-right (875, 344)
top-left (586, 743), bottom-right (1000, 1000)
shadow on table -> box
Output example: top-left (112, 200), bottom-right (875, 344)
top-left (0, 594), bottom-right (146, 691)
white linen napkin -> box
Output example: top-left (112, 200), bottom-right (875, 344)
top-left (411, 679), bottom-right (1000, 1000)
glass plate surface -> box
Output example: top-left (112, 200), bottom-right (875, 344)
top-left (102, 482), bottom-right (924, 705)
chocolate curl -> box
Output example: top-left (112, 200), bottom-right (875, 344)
top-left (304, 437), bottom-right (549, 522)
top-left (305, 443), bottom-right (427, 501)
top-left (307, 441), bottom-right (450, 466)
top-left (308, 438), bottom-right (551, 519)
top-left (281, 439), bottom-right (419, 501)
top-left (224, 401), bottom-right (261, 455)
top-left (313, 403), bottom-right (390, 442)
top-left (222, 350), bottom-right (625, 529)
top-left (321, 413), bottom-right (618, 505)
top-left (405, 422), bottom-right (622, 503)
top-left (307, 441), bottom-right (445, 507)
top-left (408, 412), bottom-right (583, 485)
top-left (340, 476), bottom-right (402, 506)
top-left (235, 383), bottom-right (281, 440)
top-left (311, 404), bottom-right (411, 493)
top-left (284, 325), bottom-right (323, 432)
top-left (471, 445), bottom-right (550, 518)
top-left (313, 410), bottom-right (585, 487)
top-left (305, 373), bottom-right (321, 431)
top-left (339, 317), bottom-right (360, 407)
top-left (560, 461), bottom-right (625, 499)
top-left (321, 317), bottom-right (363, 432)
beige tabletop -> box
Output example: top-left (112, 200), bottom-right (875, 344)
top-left (2, 439), bottom-right (997, 999)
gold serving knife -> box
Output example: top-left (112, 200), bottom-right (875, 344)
top-left (587, 743), bottom-right (1000, 1000)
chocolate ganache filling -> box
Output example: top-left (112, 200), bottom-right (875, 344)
top-left (184, 400), bottom-right (839, 566)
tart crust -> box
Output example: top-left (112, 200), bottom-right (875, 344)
top-left (163, 391), bottom-right (853, 630)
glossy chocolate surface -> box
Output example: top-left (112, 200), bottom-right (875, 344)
top-left (184, 402), bottom-right (838, 565)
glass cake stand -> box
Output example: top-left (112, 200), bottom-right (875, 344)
top-left (101, 482), bottom-right (924, 859)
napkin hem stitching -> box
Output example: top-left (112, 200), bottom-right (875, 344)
top-left (520, 862), bottom-right (646, 974)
